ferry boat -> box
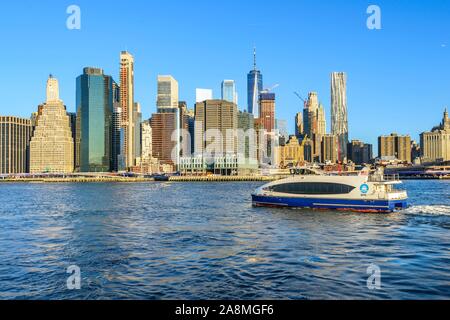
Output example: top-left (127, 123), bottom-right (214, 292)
top-left (252, 168), bottom-right (408, 213)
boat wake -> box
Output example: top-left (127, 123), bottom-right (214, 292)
top-left (404, 205), bottom-right (450, 216)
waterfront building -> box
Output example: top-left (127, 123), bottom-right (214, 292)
top-left (151, 78), bottom-right (185, 167)
top-left (194, 99), bottom-right (238, 158)
top-left (179, 155), bottom-right (207, 175)
top-left (135, 120), bottom-right (158, 173)
top-left (420, 109), bottom-right (450, 163)
top-left (195, 88), bottom-right (213, 103)
top-left (331, 72), bottom-right (349, 162)
top-left (157, 75), bottom-right (179, 112)
top-left (150, 112), bottom-right (177, 165)
top-left (378, 133), bottom-right (412, 163)
top-left (140, 120), bottom-right (152, 162)
top-left (0, 116), bottom-right (32, 174)
top-left (120, 51), bottom-right (135, 168)
top-left (321, 134), bottom-right (338, 164)
top-left (274, 135), bottom-right (305, 168)
top-left (30, 76), bottom-right (74, 173)
top-left (247, 48), bottom-right (263, 116)
top-left (347, 140), bottom-right (373, 165)
top-left (76, 67), bottom-right (115, 172)
top-left (221, 80), bottom-right (237, 104)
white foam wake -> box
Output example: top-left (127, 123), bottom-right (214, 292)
top-left (404, 205), bottom-right (450, 216)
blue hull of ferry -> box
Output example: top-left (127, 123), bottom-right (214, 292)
top-left (252, 195), bottom-right (407, 213)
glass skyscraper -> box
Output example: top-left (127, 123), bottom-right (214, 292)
top-left (247, 49), bottom-right (263, 116)
top-left (222, 80), bottom-right (237, 105)
top-left (331, 72), bottom-right (349, 162)
top-left (76, 68), bottom-right (115, 172)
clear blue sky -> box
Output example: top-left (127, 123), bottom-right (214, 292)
top-left (0, 0), bottom-right (449, 146)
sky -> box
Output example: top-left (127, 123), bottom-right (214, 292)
top-left (0, 0), bottom-right (449, 146)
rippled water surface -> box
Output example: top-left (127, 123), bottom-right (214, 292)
top-left (0, 180), bottom-right (449, 299)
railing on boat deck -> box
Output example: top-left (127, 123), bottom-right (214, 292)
top-left (368, 174), bottom-right (400, 182)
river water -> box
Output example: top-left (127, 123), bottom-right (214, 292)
top-left (0, 180), bottom-right (449, 299)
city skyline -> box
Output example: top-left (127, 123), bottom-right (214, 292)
top-left (0, 0), bottom-right (449, 147)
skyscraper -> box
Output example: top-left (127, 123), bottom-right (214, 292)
top-left (295, 112), bottom-right (304, 139)
top-left (0, 116), bottom-right (32, 174)
top-left (331, 72), bottom-right (349, 161)
top-left (152, 75), bottom-right (181, 167)
top-left (120, 51), bottom-right (135, 168)
top-left (303, 92), bottom-right (326, 161)
top-left (30, 76), bottom-right (74, 173)
top-left (247, 48), bottom-right (263, 116)
top-left (157, 75), bottom-right (179, 112)
top-left (111, 82), bottom-right (122, 172)
top-left (133, 102), bottom-right (142, 162)
top-left (317, 103), bottom-right (326, 135)
top-left (321, 134), bottom-right (339, 164)
top-left (259, 92), bottom-right (276, 133)
top-left (76, 67), bottom-right (115, 172)
top-left (150, 112), bottom-right (177, 165)
top-left (194, 100), bottom-right (238, 158)
top-left (237, 111), bottom-right (257, 165)
top-left (222, 80), bottom-right (237, 105)
top-left (275, 119), bottom-right (288, 140)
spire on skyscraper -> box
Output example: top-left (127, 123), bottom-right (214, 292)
top-left (253, 47), bottom-right (257, 71)
top-left (46, 75), bottom-right (60, 103)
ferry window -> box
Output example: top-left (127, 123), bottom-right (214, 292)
top-left (270, 183), bottom-right (355, 195)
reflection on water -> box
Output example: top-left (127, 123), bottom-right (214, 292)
top-left (0, 180), bottom-right (449, 299)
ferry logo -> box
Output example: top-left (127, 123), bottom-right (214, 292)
top-left (360, 184), bottom-right (369, 194)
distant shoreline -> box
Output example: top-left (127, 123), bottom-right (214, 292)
top-left (0, 175), bottom-right (280, 183)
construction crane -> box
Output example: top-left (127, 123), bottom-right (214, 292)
top-left (293, 91), bottom-right (306, 103)
top-left (263, 84), bottom-right (279, 93)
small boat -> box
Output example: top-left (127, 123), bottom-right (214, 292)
top-left (252, 168), bottom-right (408, 213)
top-left (152, 174), bottom-right (170, 182)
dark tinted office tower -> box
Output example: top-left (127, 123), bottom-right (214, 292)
top-left (187, 111), bottom-right (195, 155)
top-left (76, 67), bottom-right (115, 172)
top-left (111, 82), bottom-right (121, 172)
top-left (247, 48), bottom-right (263, 116)
top-left (68, 112), bottom-right (77, 170)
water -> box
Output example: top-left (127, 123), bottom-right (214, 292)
top-left (0, 180), bottom-right (449, 300)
